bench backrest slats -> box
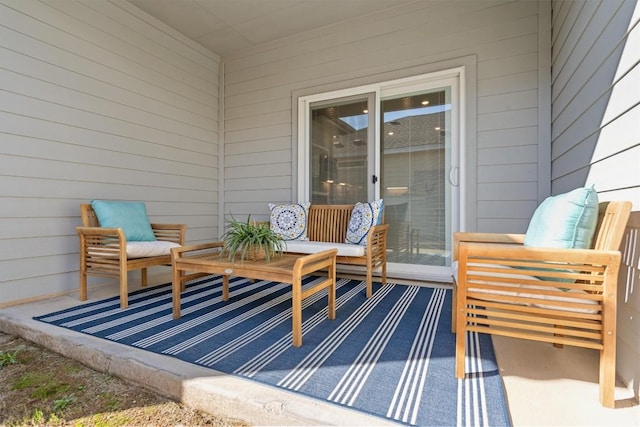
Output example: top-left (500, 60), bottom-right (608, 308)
top-left (306, 205), bottom-right (354, 243)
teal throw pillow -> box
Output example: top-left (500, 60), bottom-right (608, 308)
top-left (90, 200), bottom-right (157, 242)
top-left (523, 186), bottom-right (599, 249)
top-left (522, 187), bottom-right (599, 285)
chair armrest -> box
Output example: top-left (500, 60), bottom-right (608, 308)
top-left (76, 226), bottom-right (125, 241)
top-left (455, 232), bottom-right (525, 244)
top-left (151, 223), bottom-right (186, 245)
top-left (457, 241), bottom-right (621, 293)
top-left (453, 232), bottom-right (525, 261)
top-left (76, 226), bottom-right (127, 259)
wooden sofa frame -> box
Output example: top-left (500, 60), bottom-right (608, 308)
top-left (283, 204), bottom-right (388, 298)
top-left (76, 204), bottom-right (186, 309)
top-left (452, 200), bottom-right (632, 408)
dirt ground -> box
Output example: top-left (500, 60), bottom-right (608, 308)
top-left (0, 332), bottom-right (249, 427)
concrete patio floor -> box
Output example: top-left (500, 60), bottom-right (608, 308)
top-left (0, 279), bottom-right (638, 426)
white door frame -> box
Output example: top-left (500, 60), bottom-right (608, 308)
top-left (297, 66), bottom-right (467, 282)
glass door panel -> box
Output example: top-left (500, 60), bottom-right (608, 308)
top-left (381, 88), bottom-right (452, 267)
top-left (309, 96), bottom-right (372, 204)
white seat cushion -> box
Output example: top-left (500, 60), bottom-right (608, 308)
top-left (125, 241), bottom-right (180, 258)
top-left (284, 240), bottom-right (366, 257)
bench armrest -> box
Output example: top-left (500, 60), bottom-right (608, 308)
top-left (366, 224), bottom-right (389, 258)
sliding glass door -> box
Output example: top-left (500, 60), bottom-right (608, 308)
top-left (381, 87), bottom-right (454, 272)
top-left (299, 70), bottom-right (460, 281)
top-left (309, 94), bottom-right (375, 204)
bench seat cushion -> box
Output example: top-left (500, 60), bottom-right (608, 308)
top-left (284, 240), bottom-right (366, 257)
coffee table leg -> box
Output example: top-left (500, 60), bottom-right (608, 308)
top-left (328, 261), bottom-right (336, 320)
top-left (172, 264), bottom-right (181, 319)
top-left (222, 275), bottom-right (230, 301)
top-left (292, 277), bottom-right (302, 347)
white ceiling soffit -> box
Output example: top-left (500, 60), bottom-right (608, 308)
top-left (128, 0), bottom-right (416, 56)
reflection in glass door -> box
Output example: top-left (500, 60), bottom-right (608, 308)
top-left (381, 88), bottom-right (452, 268)
top-left (300, 71), bottom-right (459, 280)
top-left (309, 95), bottom-right (373, 204)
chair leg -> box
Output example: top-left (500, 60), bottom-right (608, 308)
top-left (79, 238), bottom-right (88, 301)
top-left (180, 269), bottom-right (186, 292)
top-left (553, 329), bottom-right (564, 348)
top-left (451, 279), bottom-right (457, 333)
top-left (365, 268), bottom-right (373, 298)
top-left (119, 272), bottom-right (128, 309)
top-left (600, 341), bottom-right (616, 408)
top-left (455, 325), bottom-right (466, 379)
top-left (141, 268), bottom-right (148, 287)
top-left (381, 261), bottom-right (387, 287)
top-left (79, 267), bottom-right (88, 301)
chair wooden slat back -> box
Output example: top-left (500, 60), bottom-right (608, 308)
top-left (80, 204), bottom-right (99, 227)
top-left (593, 201), bottom-right (632, 251)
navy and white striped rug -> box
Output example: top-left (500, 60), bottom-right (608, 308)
top-left (35, 276), bottom-right (510, 426)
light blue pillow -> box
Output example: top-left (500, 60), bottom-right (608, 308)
top-left (269, 202), bottom-right (310, 241)
top-left (523, 186), bottom-right (599, 249)
top-left (522, 187), bottom-right (599, 285)
top-left (90, 200), bottom-right (157, 242)
top-left (346, 199), bottom-right (384, 246)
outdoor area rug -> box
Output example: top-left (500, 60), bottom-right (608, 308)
top-left (35, 275), bottom-right (511, 426)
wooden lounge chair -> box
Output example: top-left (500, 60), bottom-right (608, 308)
top-left (452, 200), bottom-right (632, 408)
top-left (77, 203), bottom-right (186, 309)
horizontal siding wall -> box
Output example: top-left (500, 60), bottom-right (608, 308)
top-left (221, 0), bottom-right (548, 233)
top-left (551, 0), bottom-right (640, 391)
top-left (0, 0), bottom-right (219, 306)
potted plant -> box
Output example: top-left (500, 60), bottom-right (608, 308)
top-left (222, 214), bottom-right (284, 262)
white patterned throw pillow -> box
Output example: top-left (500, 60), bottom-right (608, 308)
top-left (269, 202), bottom-right (310, 241)
top-left (345, 199), bottom-right (384, 245)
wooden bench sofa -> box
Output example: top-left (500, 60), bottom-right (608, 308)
top-left (280, 204), bottom-right (389, 298)
top-left (452, 200), bottom-right (631, 408)
top-left (77, 203), bottom-right (186, 309)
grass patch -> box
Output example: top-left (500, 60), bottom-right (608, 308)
top-left (0, 333), bottom-right (248, 426)
top-left (0, 350), bottom-right (18, 368)
top-left (12, 371), bottom-right (71, 399)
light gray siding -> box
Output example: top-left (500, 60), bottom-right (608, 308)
top-left (221, 0), bottom-right (550, 233)
top-left (551, 0), bottom-right (640, 391)
top-left (0, 0), bottom-right (220, 306)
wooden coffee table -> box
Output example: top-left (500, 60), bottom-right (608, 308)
top-left (170, 242), bottom-right (337, 347)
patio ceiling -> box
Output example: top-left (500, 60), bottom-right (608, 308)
top-left (128, 0), bottom-right (417, 56)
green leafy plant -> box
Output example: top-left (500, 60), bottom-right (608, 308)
top-left (0, 350), bottom-right (18, 368)
top-left (53, 395), bottom-right (76, 412)
top-left (222, 214), bottom-right (284, 262)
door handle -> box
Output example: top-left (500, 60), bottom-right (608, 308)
top-left (449, 166), bottom-right (459, 186)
